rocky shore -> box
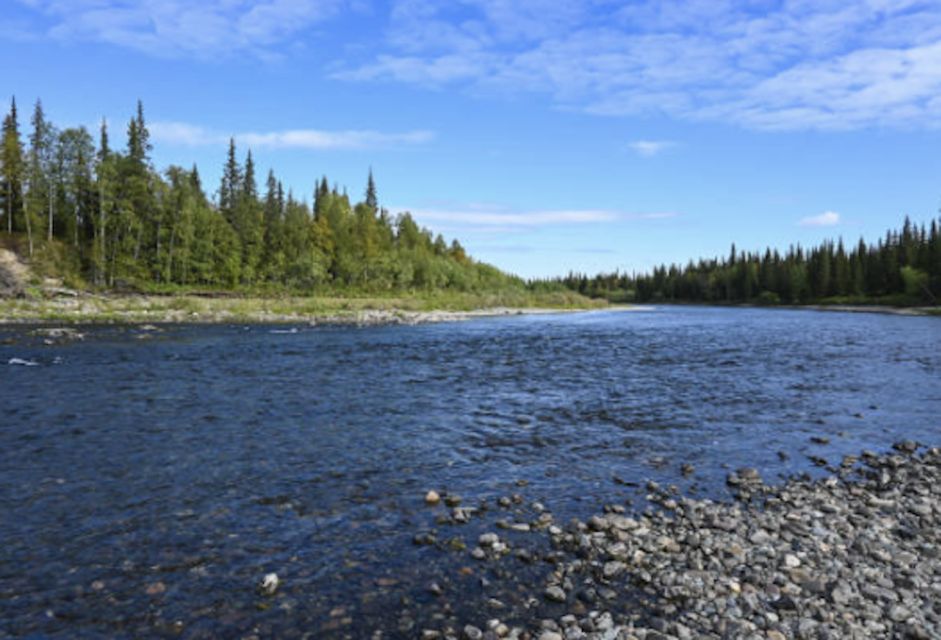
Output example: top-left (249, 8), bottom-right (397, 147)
top-left (0, 293), bottom-right (610, 326)
top-left (420, 443), bottom-right (940, 640)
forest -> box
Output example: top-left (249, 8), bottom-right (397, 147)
top-left (0, 97), bottom-right (520, 294)
top-left (556, 216), bottom-right (941, 306)
top-left (4, 98), bottom-right (939, 310)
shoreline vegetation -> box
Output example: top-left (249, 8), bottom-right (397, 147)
top-left (0, 98), bottom-right (587, 308)
top-left (0, 97), bottom-right (611, 323)
top-left (555, 216), bottom-right (941, 310)
top-left (1, 98), bottom-right (939, 325)
top-left (0, 291), bottom-right (606, 325)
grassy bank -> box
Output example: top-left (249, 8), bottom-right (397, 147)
top-left (0, 289), bottom-right (606, 324)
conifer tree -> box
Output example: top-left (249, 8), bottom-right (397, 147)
top-left (219, 138), bottom-right (241, 222)
top-left (1, 97), bottom-right (24, 235)
top-left (365, 168), bottom-right (378, 211)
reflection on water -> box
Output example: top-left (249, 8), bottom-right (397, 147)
top-left (1, 307), bottom-right (939, 637)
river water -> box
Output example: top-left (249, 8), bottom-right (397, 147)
top-left (1, 307), bottom-right (939, 638)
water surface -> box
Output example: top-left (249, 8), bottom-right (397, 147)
top-left (2, 307), bottom-right (939, 637)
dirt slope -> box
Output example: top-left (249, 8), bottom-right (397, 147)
top-left (0, 248), bottom-right (30, 297)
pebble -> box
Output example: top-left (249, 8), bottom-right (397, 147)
top-left (478, 533), bottom-right (499, 547)
top-left (782, 554), bottom-right (801, 568)
top-left (457, 443), bottom-right (941, 639)
top-left (463, 624), bottom-right (483, 639)
top-left (258, 573), bottom-right (279, 596)
top-left (544, 586), bottom-right (567, 603)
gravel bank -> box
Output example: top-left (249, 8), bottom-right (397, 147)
top-left (0, 296), bottom-right (608, 325)
top-left (430, 443), bottom-right (940, 640)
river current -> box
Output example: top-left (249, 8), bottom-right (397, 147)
top-left (1, 307), bottom-right (939, 637)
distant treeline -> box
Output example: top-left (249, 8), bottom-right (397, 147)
top-left (0, 97), bottom-right (518, 292)
top-left (555, 217), bottom-right (941, 305)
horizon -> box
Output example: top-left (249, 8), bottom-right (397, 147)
top-left (4, 1), bottom-right (941, 279)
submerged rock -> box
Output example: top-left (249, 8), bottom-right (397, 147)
top-left (258, 573), bottom-right (279, 596)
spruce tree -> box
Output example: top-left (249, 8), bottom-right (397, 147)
top-left (219, 138), bottom-right (241, 222)
top-left (1, 97), bottom-right (24, 234)
top-left (365, 168), bottom-right (378, 211)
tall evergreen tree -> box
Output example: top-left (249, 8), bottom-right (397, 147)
top-left (1, 97), bottom-right (24, 235)
top-left (365, 168), bottom-right (378, 211)
top-left (219, 138), bottom-right (241, 221)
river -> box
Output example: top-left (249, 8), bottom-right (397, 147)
top-left (2, 307), bottom-right (939, 638)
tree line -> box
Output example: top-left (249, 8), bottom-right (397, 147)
top-left (557, 217), bottom-right (941, 305)
top-left (0, 97), bottom-right (517, 292)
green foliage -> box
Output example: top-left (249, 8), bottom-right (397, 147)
top-left (901, 266), bottom-right (930, 301)
top-left (1, 98), bottom-right (524, 297)
top-left (558, 215), bottom-right (941, 307)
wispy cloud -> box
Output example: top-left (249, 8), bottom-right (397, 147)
top-left (20, 1), bottom-right (941, 131)
top-left (401, 205), bottom-right (676, 229)
top-left (16, 0), bottom-right (349, 59)
top-left (799, 211), bottom-right (841, 227)
top-left (150, 121), bottom-right (434, 150)
top-left (337, 1), bottom-right (941, 130)
top-left (628, 140), bottom-right (674, 157)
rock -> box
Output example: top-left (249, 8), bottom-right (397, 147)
top-left (425, 490), bottom-right (441, 505)
top-left (602, 561), bottom-right (625, 578)
top-left (739, 467), bottom-right (761, 481)
top-left (887, 605), bottom-right (910, 622)
top-left (829, 581), bottom-right (853, 607)
top-left (0, 249), bottom-right (29, 297)
top-left (479, 533), bottom-right (499, 547)
top-left (544, 586), bottom-right (567, 602)
top-left (258, 573), bottom-right (279, 596)
top-left (435, 445), bottom-right (941, 640)
top-left (463, 624), bottom-right (484, 640)
top-left (413, 532), bottom-right (436, 546)
top-left (782, 554), bottom-right (801, 569)
top-left (893, 440), bottom-right (918, 454)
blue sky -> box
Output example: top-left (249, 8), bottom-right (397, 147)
top-left (3, 0), bottom-right (941, 278)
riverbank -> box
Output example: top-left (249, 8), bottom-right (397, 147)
top-left (0, 291), bottom-right (607, 325)
top-left (421, 443), bottom-right (940, 640)
top-left (644, 300), bottom-right (941, 317)
top-left (797, 303), bottom-right (941, 317)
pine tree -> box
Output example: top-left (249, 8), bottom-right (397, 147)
top-left (28, 99), bottom-right (56, 242)
top-left (219, 138), bottom-right (241, 221)
top-left (314, 175), bottom-right (329, 219)
top-left (1, 97), bottom-right (24, 235)
top-left (235, 149), bottom-right (263, 282)
top-left (261, 169), bottom-right (284, 281)
top-left (365, 168), bottom-right (378, 211)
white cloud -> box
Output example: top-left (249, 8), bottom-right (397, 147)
top-left (20, 1), bottom-right (941, 130)
top-left (16, 0), bottom-right (348, 58)
top-left (799, 211), bottom-right (841, 227)
top-left (402, 206), bottom-right (676, 228)
top-left (628, 140), bottom-right (674, 157)
top-left (336, 1), bottom-right (941, 130)
top-left (149, 121), bottom-right (434, 150)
